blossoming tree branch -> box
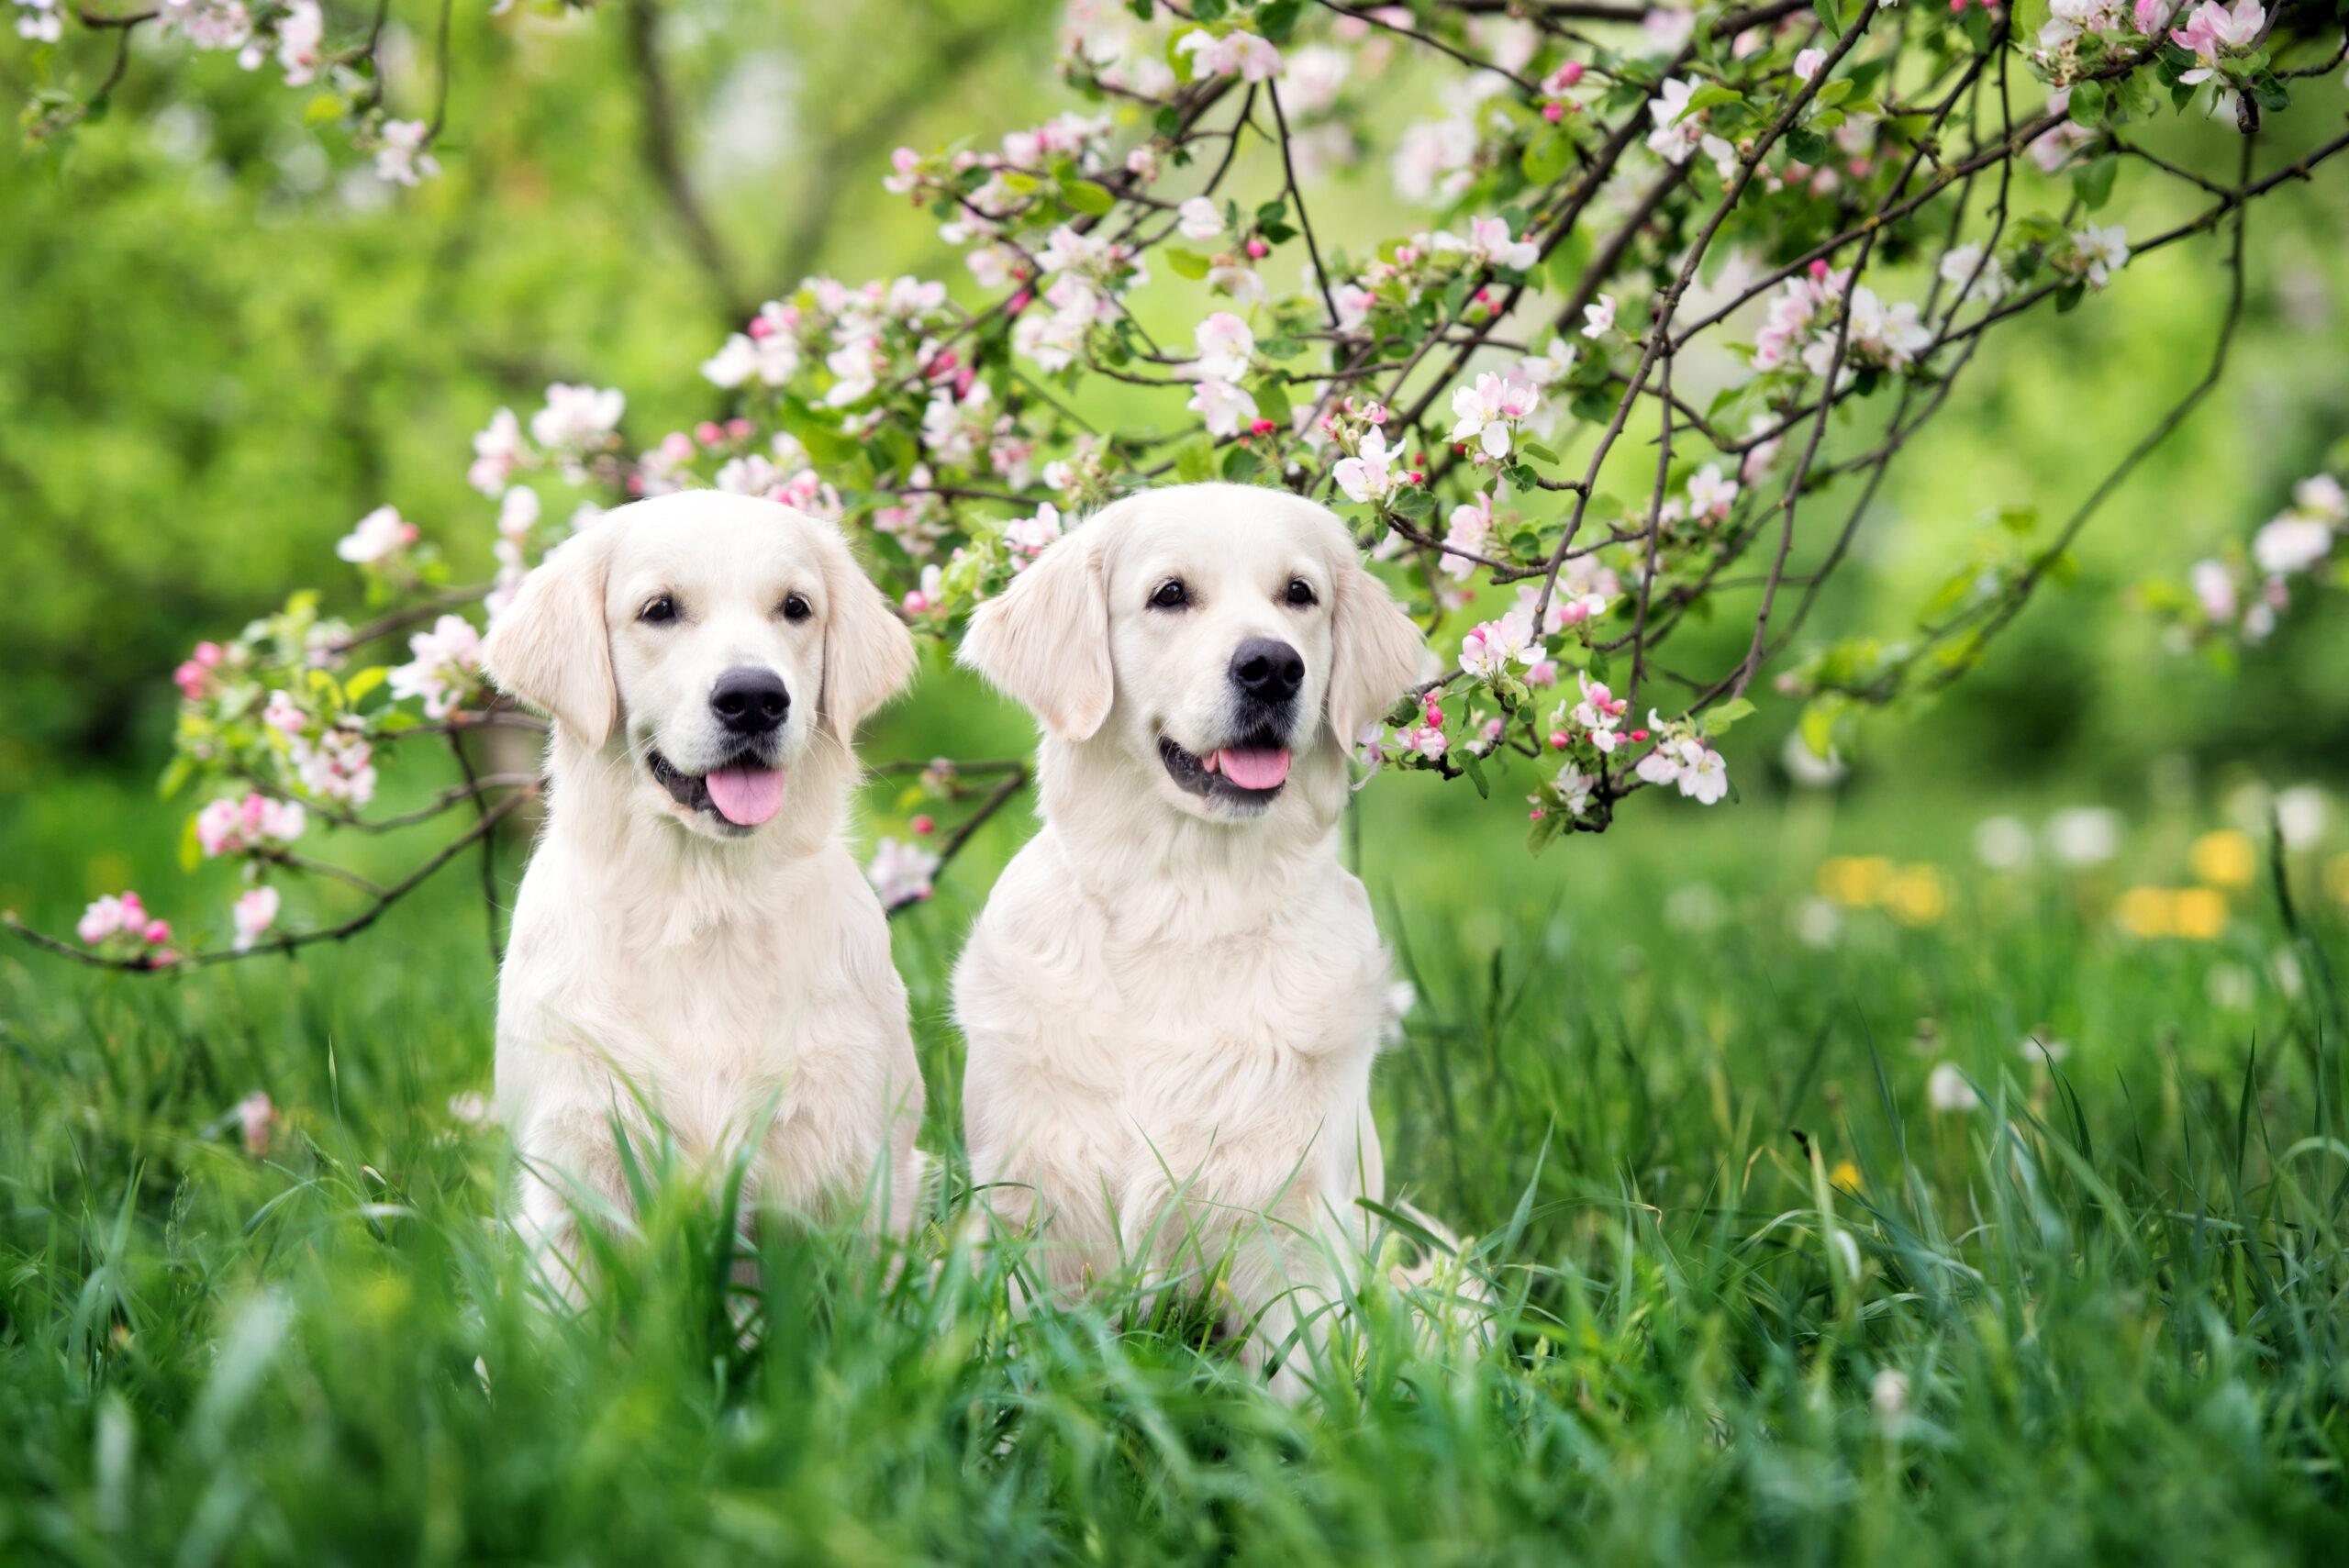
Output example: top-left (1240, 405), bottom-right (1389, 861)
top-left (11, 0), bottom-right (2349, 970)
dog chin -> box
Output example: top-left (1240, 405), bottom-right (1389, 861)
top-left (1155, 730), bottom-right (1295, 817)
top-left (645, 746), bottom-right (788, 838)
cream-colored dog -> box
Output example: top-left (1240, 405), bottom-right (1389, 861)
top-left (952, 483), bottom-right (1427, 1389)
top-left (481, 491), bottom-right (923, 1289)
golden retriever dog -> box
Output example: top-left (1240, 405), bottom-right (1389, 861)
top-left (952, 482), bottom-right (1429, 1391)
top-left (482, 491), bottom-right (922, 1291)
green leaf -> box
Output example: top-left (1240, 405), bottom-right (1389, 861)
top-left (1257, 336), bottom-right (1306, 360)
top-left (1813, 78), bottom-right (1854, 109)
top-left (2252, 72), bottom-right (2290, 112)
top-left (1462, 750), bottom-right (1491, 799)
top-left (2072, 155), bottom-right (2118, 212)
top-left (1520, 129), bottom-right (1573, 185)
top-left (1061, 178), bottom-right (1113, 217)
top-left (2068, 80), bottom-right (2107, 126)
top-left (1812, 0), bottom-right (1841, 37)
top-left (1786, 127), bottom-right (1827, 164)
top-left (2054, 280), bottom-right (2087, 314)
top-left (1683, 84), bottom-right (1746, 118)
top-left (1174, 437), bottom-right (1217, 484)
top-left (1520, 441), bottom-right (1560, 465)
top-left (1220, 446), bottom-right (1263, 484)
top-left (1256, 0), bottom-right (1302, 42)
top-left (1249, 374), bottom-right (1291, 426)
top-left (343, 666), bottom-right (389, 704)
top-left (1798, 696), bottom-right (1842, 762)
top-left (1702, 696), bottom-right (1756, 737)
top-left (1163, 248), bottom-right (1211, 280)
top-left (1389, 489), bottom-right (1435, 522)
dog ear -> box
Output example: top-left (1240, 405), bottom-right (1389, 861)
top-left (818, 529), bottom-right (918, 740)
top-left (958, 519), bottom-right (1113, 741)
top-left (481, 524), bottom-right (618, 749)
top-left (1327, 550), bottom-right (1427, 745)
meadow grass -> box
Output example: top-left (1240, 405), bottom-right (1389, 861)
top-left (2, 765), bottom-right (2345, 1564)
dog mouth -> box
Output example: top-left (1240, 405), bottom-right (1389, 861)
top-left (1158, 730), bottom-right (1293, 808)
top-left (648, 749), bottom-right (786, 828)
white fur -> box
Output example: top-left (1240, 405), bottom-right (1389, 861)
top-left (481, 492), bottom-right (923, 1290)
top-left (952, 484), bottom-right (1426, 1390)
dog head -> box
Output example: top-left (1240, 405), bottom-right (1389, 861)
top-left (482, 491), bottom-right (915, 841)
top-left (959, 484), bottom-right (1424, 825)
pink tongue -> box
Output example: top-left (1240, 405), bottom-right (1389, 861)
top-left (1217, 747), bottom-right (1292, 790)
top-left (705, 763), bottom-right (785, 826)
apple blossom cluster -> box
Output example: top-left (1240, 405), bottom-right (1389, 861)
top-left (866, 836), bottom-right (943, 909)
top-left (2150, 471), bottom-right (2346, 651)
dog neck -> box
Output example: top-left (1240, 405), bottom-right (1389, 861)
top-left (1036, 728), bottom-right (1353, 940)
top-left (538, 725), bottom-right (852, 947)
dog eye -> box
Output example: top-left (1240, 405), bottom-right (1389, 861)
top-left (781, 593), bottom-right (811, 623)
top-left (1284, 578), bottom-right (1318, 607)
top-left (640, 594), bottom-right (678, 625)
top-left (1149, 579), bottom-right (1189, 610)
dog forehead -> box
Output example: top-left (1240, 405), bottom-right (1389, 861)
top-left (1110, 486), bottom-right (1337, 588)
top-left (602, 493), bottom-right (825, 595)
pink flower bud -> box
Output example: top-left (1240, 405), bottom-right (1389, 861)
top-left (902, 591), bottom-right (930, 614)
top-left (1553, 61), bottom-right (1585, 88)
top-left (1245, 238), bottom-right (1270, 260)
top-left (1809, 259), bottom-right (1831, 282)
top-left (1008, 289), bottom-right (1033, 314)
top-left (626, 474), bottom-right (646, 496)
top-left (1550, 731), bottom-right (1570, 749)
top-left (662, 432), bottom-right (696, 462)
top-left (695, 421), bottom-right (724, 446)
top-left (142, 919), bottom-right (171, 945)
top-left (726, 418), bottom-right (752, 440)
top-left (1542, 102), bottom-right (1564, 122)
top-left (1250, 418), bottom-right (1278, 437)
top-left (173, 662), bottom-right (209, 701)
top-left (748, 316), bottom-right (775, 339)
top-left (195, 641), bottom-right (225, 667)
top-left (910, 815), bottom-right (936, 836)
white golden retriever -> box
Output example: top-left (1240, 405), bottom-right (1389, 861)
top-left (481, 491), bottom-right (923, 1288)
top-left (952, 482), bottom-right (1429, 1388)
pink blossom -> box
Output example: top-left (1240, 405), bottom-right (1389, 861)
top-left (1542, 61), bottom-right (1586, 94)
top-left (1333, 427), bottom-right (1404, 505)
top-left (1440, 492), bottom-right (1494, 581)
top-left (469, 408), bottom-right (527, 496)
top-left (1460, 613), bottom-right (1538, 678)
top-left (388, 615), bottom-right (485, 720)
top-left (867, 837), bottom-right (941, 906)
top-left (1176, 196), bottom-right (1226, 241)
top-left (1794, 47), bottom-right (1827, 81)
top-left (1003, 502), bottom-right (1066, 569)
top-left (1582, 294), bottom-right (1618, 339)
top-left (78, 892), bottom-right (146, 946)
top-left (1433, 216), bottom-right (1540, 272)
top-left (336, 506), bottom-right (417, 565)
top-left (1190, 312), bottom-right (1256, 383)
top-left (1176, 28), bottom-right (1285, 83)
top-left (232, 885), bottom-right (281, 953)
top-left (1186, 377), bottom-right (1260, 439)
top-left (196, 793), bottom-right (308, 858)
top-left (2188, 559), bottom-right (2238, 622)
top-left (1448, 373), bottom-right (1542, 459)
top-left (233, 1090), bottom-right (277, 1157)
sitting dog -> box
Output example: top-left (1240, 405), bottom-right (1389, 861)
top-left (481, 491), bottom-right (923, 1289)
top-left (952, 482), bottom-right (1428, 1390)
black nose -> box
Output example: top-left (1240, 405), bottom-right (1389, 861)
top-left (710, 667), bottom-right (790, 735)
top-left (1229, 638), bottom-right (1305, 706)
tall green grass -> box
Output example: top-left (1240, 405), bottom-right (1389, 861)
top-left (2, 770), bottom-right (2344, 1563)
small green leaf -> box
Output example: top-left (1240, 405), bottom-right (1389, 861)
top-left (2072, 155), bottom-right (2118, 211)
top-left (1220, 446), bottom-right (1263, 484)
top-left (1786, 127), bottom-right (1828, 163)
top-left (1521, 128), bottom-right (1573, 185)
top-left (1812, 0), bottom-right (1841, 38)
top-left (1174, 437), bottom-right (1217, 484)
top-left (1683, 83), bottom-right (1746, 117)
top-left (1390, 489), bottom-right (1435, 522)
top-left (1702, 696), bottom-right (1755, 737)
top-left (1163, 248), bottom-right (1211, 280)
top-left (2068, 80), bottom-right (2107, 126)
top-left (1813, 78), bottom-right (1854, 109)
top-left (1061, 178), bottom-right (1113, 217)
top-left (1256, 0), bottom-right (1302, 42)
top-left (1520, 441), bottom-right (1560, 465)
top-left (1462, 750), bottom-right (1491, 799)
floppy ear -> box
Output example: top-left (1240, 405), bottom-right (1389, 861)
top-left (957, 520), bottom-right (1113, 741)
top-left (818, 530), bottom-right (918, 740)
top-left (1327, 552), bottom-right (1427, 744)
top-left (481, 525), bottom-right (618, 750)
